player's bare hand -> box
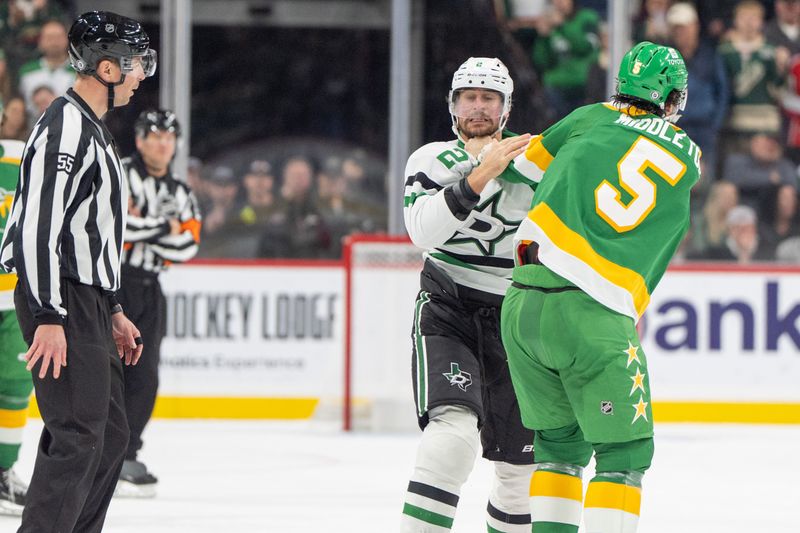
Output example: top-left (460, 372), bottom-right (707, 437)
top-left (466, 134), bottom-right (531, 194)
top-left (25, 324), bottom-right (67, 379)
top-left (112, 312), bottom-right (143, 366)
top-left (464, 136), bottom-right (494, 158)
top-left (478, 134), bottom-right (531, 178)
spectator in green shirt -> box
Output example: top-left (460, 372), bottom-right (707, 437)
top-left (532, 0), bottom-right (599, 121)
top-left (718, 0), bottom-right (786, 145)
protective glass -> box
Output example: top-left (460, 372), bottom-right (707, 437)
top-left (449, 89), bottom-right (505, 122)
top-left (122, 49), bottom-right (157, 78)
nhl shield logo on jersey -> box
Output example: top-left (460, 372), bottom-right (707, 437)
top-left (443, 362), bottom-right (472, 392)
top-left (600, 401), bottom-right (614, 415)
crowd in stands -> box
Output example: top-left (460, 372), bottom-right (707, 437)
top-left (500, 0), bottom-right (800, 263)
top-left (5, 1), bottom-right (800, 263)
top-left (0, 0), bottom-right (71, 141)
top-left (189, 150), bottom-right (387, 259)
top-left (0, 0), bottom-right (387, 260)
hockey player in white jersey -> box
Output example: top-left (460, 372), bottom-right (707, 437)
top-left (400, 57), bottom-right (536, 532)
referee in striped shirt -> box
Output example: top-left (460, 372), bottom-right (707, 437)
top-left (0, 11), bottom-right (156, 532)
top-left (115, 109), bottom-right (201, 496)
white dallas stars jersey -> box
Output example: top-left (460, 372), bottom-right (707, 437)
top-left (403, 134), bottom-right (535, 295)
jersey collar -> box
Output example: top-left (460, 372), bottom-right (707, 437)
top-left (64, 88), bottom-right (115, 147)
top-left (455, 129), bottom-right (516, 149)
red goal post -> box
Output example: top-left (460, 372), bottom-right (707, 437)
top-left (342, 234), bottom-right (424, 431)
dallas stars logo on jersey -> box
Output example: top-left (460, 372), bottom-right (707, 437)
top-left (446, 190), bottom-right (522, 255)
top-left (403, 135), bottom-right (536, 296)
top-left (443, 362), bottom-right (472, 392)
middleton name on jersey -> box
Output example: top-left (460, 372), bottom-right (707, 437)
top-left (613, 112), bottom-right (702, 170)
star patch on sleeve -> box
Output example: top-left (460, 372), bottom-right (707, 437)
top-left (623, 340), bottom-right (642, 368)
top-left (631, 395), bottom-right (649, 424)
top-left (629, 368), bottom-right (646, 396)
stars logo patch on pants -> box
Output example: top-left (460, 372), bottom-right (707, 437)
top-left (443, 362), bottom-right (472, 392)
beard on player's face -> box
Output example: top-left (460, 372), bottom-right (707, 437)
top-left (459, 115), bottom-right (501, 139)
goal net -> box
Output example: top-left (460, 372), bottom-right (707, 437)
top-left (341, 234), bottom-right (424, 431)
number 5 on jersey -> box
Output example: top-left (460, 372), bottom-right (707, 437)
top-left (595, 136), bottom-right (686, 232)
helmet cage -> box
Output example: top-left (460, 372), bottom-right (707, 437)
top-left (448, 57), bottom-right (513, 141)
top-left (69, 43), bottom-right (156, 79)
top-left (121, 49), bottom-right (157, 78)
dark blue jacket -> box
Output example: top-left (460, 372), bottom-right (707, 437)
top-left (677, 40), bottom-right (730, 152)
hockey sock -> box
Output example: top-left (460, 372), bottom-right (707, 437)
top-left (0, 379), bottom-right (32, 469)
top-left (583, 438), bottom-right (653, 533)
top-left (583, 471), bottom-right (642, 533)
top-left (485, 461), bottom-right (534, 533)
top-left (401, 405), bottom-right (479, 532)
top-left (528, 424), bottom-right (593, 533)
top-left (530, 463), bottom-right (583, 533)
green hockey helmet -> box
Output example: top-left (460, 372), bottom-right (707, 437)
top-left (616, 41), bottom-right (688, 113)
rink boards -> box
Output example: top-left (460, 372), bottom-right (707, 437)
top-left (114, 261), bottom-right (800, 423)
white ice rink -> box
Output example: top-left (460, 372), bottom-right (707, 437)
top-left (0, 420), bottom-right (797, 532)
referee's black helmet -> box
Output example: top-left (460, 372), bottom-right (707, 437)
top-left (68, 11), bottom-right (156, 79)
top-left (135, 109), bottom-right (181, 139)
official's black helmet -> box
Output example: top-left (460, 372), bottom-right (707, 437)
top-left (68, 11), bottom-right (156, 78)
top-left (135, 109), bottom-right (181, 139)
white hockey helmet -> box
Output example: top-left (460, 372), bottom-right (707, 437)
top-left (448, 57), bottom-right (514, 139)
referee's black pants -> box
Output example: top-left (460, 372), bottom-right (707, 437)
top-left (117, 266), bottom-right (165, 461)
top-left (14, 279), bottom-right (129, 533)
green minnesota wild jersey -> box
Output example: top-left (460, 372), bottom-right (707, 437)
top-left (404, 132), bottom-right (536, 295)
top-left (512, 103), bottom-right (701, 321)
top-left (0, 140), bottom-right (24, 311)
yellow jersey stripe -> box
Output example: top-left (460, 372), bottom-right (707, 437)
top-left (0, 408), bottom-right (28, 428)
top-left (0, 273), bottom-right (17, 292)
top-left (602, 103), bottom-right (650, 116)
top-left (525, 135), bottom-right (554, 172)
top-left (0, 157), bottom-right (21, 165)
top-left (529, 203), bottom-right (651, 316)
top-left (584, 481), bottom-right (642, 516)
top-left (530, 470), bottom-right (583, 501)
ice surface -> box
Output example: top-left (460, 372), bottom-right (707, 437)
top-left (0, 420), bottom-right (796, 532)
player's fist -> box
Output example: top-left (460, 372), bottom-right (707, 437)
top-left (466, 134), bottom-right (531, 194)
top-left (478, 134), bottom-right (531, 176)
top-left (464, 136), bottom-right (494, 158)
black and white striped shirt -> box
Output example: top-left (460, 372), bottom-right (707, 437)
top-left (122, 152), bottom-right (201, 273)
top-left (0, 88), bottom-right (126, 326)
